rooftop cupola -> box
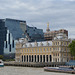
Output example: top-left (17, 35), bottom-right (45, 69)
top-left (46, 22), bottom-right (50, 32)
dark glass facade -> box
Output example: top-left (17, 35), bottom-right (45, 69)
top-left (5, 18), bottom-right (26, 39)
top-left (26, 25), bottom-right (44, 42)
top-left (0, 20), bottom-right (7, 55)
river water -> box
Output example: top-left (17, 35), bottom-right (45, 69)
top-left (0, 66), bottom-right (73, 75)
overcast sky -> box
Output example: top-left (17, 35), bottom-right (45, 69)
top-left (0, 0), bottom-right (75, 38)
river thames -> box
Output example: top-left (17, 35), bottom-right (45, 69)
top-left (0, 66), bottom-right (73, 75)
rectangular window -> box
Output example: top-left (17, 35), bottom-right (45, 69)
top-left (6, 41), bottom-right (7, 48)
top-left (67, 42), bottom-right (68, 45)
top-left (62, 48), bottom-right (63, 51)
top-left (56, 53), bottom-right (57, 56)
top-left (8, 33), bottom-right (10, 44)
top-left (58, 58), bottom-right (59, 62)
top-left (56, 42), bottom-right (57, 45)
top-left (40, 48), bottom-right (42, 52)
top-left (37, 49), bottom-right (39, 52)
top-left (50, 48), bottom-right (51, 51)
top-left (12, 40), bottom-right (14, 48)
top-left (53, 48), bottom-right (55, 51)
top-left (58, 42), bottom-right (59, 45)
top-left (44, 48), bottom-right (45, 51)
top-left (27, 49), bottom-right (28, 52)
top-left (47, 48), bottom-right (48, 51)
top-left (56, 48), bottom-right (57, 50)
top-left (64, 53), bottom-right (66, 56)
top-left (9, 44), bottom-right (11, 52)
top-left (64, 48), bottom-right (66, 51)
top-left (58, 53), bottom-right (59, 56)
top-left (61, 42), bottom-right (63, 46)
top-left (64, 42), bottom-right (66, 45)
top-left (58, 48), bottom-right (59, 51)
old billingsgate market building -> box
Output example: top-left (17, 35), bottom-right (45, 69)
top-left (15, 33), bottom-right (71, 63)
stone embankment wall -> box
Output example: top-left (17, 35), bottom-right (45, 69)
top-left (4, 62), bottom-right (65, 67)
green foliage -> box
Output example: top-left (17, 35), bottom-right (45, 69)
top-left (69, 40), bottom-right (75, 56)
top-left (0, 55), bottom-right (3, 59)
top-left (3, 59), bottom-right (15, 61)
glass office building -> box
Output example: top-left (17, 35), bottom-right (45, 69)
top-left (0, 20), bottom-right (7, 55)
top-left (0, 18), bottom-right (44, 59)
top-left (20, 22), bottom-right (44, 42)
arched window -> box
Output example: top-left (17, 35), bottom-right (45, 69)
top-left (50, 55), bottom-right (52, 62)
top-left (46, 55), bottom-right (48, 62)
top-left (32, 55), bottom-right (33, 62)
top-left (37, 55), bottom-right (39, 62)
top-left (35, 55), bottom-right (36, 62)
top-left (27, 55), bottom-right (28, 62)
top-left (24, 55), bottom-right (25, 62)
top-left (22, 55), bottom-right (23, 62)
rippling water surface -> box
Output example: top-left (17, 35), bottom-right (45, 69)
top-left (0, 66), bottom-right (73, 75)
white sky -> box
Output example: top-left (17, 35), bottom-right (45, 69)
top-left (0, 0), bottom-right (75, 38)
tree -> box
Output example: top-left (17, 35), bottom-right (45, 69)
top-left (69, 40), bottom-right (75, 59)
top-left (0, 55), bottom-right (3, 59)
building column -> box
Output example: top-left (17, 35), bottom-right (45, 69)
top-left (40, 55), bottom-right (42, 62)
top-left (25, 55), bottom-right (27, 62)
top-left (52, 55), bottom-right (53, 62)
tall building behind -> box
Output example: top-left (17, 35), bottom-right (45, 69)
top-left (20, 22), bottom-right (44, 42)
top-left (0, 18), bottom-right (44, 59)
top-left (44, 23), bottom-right (68, 41)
